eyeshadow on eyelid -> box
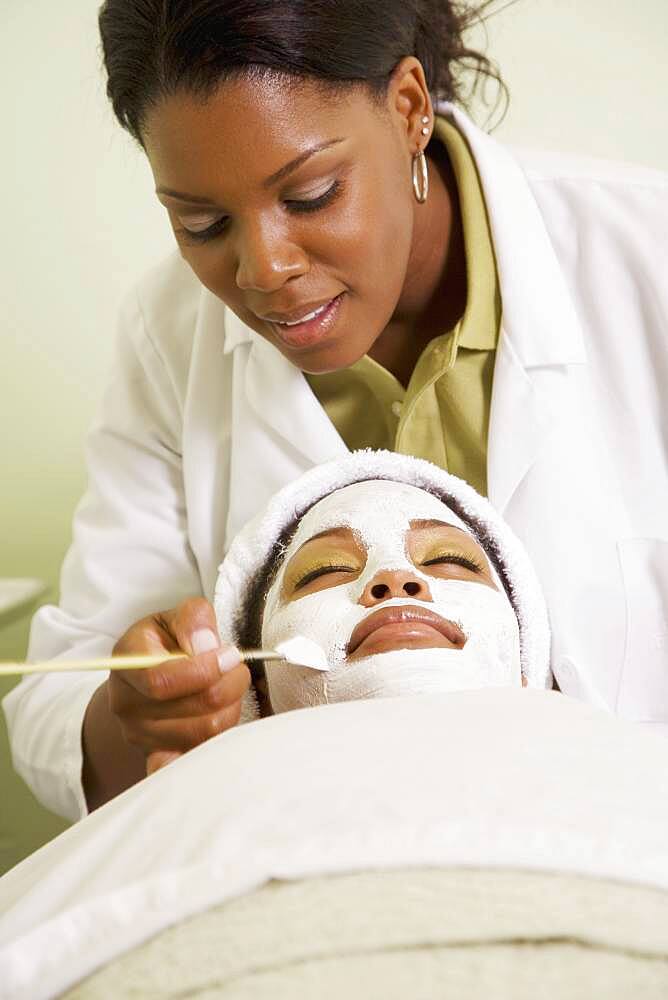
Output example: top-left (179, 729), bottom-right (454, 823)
top-left (178, 210), bottom-right (216, 220)
top-left (179, 213), bottom-right (220, 228)
top-left (413, 539), bottom-right (488, 570)
top-left (284, 550), bottom-right (363, 588)
top-left (291, 180), bottom-right (335, 198)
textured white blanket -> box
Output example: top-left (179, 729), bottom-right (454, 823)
top-left (1, 689), bottom-right (668, 1000)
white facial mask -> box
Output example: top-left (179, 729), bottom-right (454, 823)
top-left (261, 480), bottom-right (521, 713)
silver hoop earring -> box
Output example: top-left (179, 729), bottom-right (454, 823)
top-left (412, 149), bottom-right (429, 204)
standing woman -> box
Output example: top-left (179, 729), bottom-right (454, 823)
top-left (4, 1), bottom-right (667, 820)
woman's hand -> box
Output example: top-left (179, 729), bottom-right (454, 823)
top-left (108, 597), bottom-right (250, 776)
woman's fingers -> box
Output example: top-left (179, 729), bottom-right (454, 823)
top-left (107, 597), bottom-right (249, 764)
top-left (112, 596), bottom-right (236, 665)
top-left (113, 649), bottom-right (239, 702)
top-left (109, 660), bottom-right (250, 719)
top-left (112, 599), bottom-right (242, 703)
top-left (113, 613), bottom-right (180, 657)
top-left (123, 699), bottom-right (245, 753)
top-left (159, 597), bottom-right (222, 658)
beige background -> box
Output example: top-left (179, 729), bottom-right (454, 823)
top-left (1, 0), bottom-right (667, 873)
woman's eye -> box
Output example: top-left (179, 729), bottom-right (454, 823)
top-left (175, 180), bottom-right (342, 246)
top-left (285, 180), bottom-right (342, 215)
top-left (294, 562), bottom-right (356, 591)
top-left (422, 554), bottom-right (483, 574)
top-left (177, 215), bottom-right (229, 244)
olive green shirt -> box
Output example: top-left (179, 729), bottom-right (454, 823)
top-left (306, 116), bottom-right (501, 496)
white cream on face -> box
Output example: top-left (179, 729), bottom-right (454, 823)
top-left (261, 480), bottom-right (521, 713)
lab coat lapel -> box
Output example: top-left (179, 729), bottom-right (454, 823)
top-left (183, 296), bottom-right (345, 592)
top-left (222, 312), bottom-right (347, 546)
top-left (487, 334), bottom-right (572, 514)
top-left (442, 104), bottom-right (588, 514)
top-left (183, 294), bottom-right (234, 599)
top-left (244, 334), bottom-right (348, 466)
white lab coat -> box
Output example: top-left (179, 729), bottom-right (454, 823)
top-left (4, 105), bottom-right (668, 822)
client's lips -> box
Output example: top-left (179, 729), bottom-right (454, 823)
top-left (347, 605), bottom-right (466, 659)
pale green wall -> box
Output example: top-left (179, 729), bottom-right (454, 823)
top-left (1, 623), bottom-right (70, 873)
top-left (466, 0), bottom-right (668, 168)
top-left (0, 0), bottom-right (172, 875)
top-left (1, 0), bottom-right (666, 874)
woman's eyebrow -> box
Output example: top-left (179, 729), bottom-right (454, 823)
top-left (262, 138), bottom-right (345, 189)
top-left (156, 138), bottom-right (346, 204)
top-left (410, 519), bottom-right (468, 535)
top-left (293, 525), bottom-right (353, 554)
top-left (155, 188), bottom-right (219, 206)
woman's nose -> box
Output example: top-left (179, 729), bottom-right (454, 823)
top-left (235, 224), bottom-right (308, 293)
top-left (359, 569), bottom-right (433, 607)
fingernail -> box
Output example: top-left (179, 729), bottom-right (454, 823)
top-left (217, 645), bottom-right (241, 674)
top-left (191, 628), bottom-right (219, 655)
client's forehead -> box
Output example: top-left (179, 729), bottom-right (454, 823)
top-left (290, 480), bottom-right (469, 551)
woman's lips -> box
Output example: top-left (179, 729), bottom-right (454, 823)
top-left (269, 292), bottom-right (345, 349)
top-left (347, 605), bottom-right (466, 660)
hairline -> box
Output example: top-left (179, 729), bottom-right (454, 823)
top-left (138, 65), bottom-right (392, 148)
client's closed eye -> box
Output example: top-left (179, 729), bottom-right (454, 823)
top-left (407, 523), bottom-right (496, 588)
top-left (294, 563), bottom-right (359, 591)
top-left (422, 553), bottom-right (484, 573)
top-left (280, 528), bottom-right (366, 603)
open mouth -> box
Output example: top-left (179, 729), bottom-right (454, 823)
top-left (269, 292), bottom-right (345, 349)
top-left (347, 605), bottom-right (467, 660)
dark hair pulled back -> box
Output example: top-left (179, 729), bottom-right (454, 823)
top-left (98, 0), bottom-right (510, 145)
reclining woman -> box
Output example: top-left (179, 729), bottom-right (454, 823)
top-left (215, 448), bottom-right (551, 721)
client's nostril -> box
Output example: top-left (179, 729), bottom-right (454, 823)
top-left (403, 581), bottom-right (421, 596)
top-left (371, 583), bottom-right (390, 599)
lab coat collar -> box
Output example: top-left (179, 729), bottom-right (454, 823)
top-left (221, 305), bottom-right (253, 354)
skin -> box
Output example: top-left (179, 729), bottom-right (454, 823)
top-left (279, 521), bottom-right (497, 660)
top-left (83, 59), bottom-right (468, 808)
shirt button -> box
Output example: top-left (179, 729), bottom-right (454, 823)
top-left (391, 400), bottom-right (403, 418)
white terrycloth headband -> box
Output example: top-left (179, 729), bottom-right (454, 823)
top-left (215, 450), bottom-right (552, 722)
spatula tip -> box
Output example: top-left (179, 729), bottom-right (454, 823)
top-left (274, 636), bottom-right (329, 672)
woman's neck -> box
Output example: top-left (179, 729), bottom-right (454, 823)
top-left (368, 141), bottom-right (467, 388)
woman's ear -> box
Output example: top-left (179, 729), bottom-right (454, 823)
top-left (521, 674), bottom-right (528, 688)
top-left (386, 55), bottom-right (434, 153)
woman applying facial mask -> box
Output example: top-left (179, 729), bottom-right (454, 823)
top-left (215, 451), bottom-right (551, 721)
top-left (5, 0), bottom-right (665, 824)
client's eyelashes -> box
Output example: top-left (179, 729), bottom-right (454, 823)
top-left (422, 553), bottom-right (484, 574)
top-left (293, 563), bottom-right (358, 591)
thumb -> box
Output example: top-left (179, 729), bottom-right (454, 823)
top-left (146, 750), bottom-right (182, 776)
top-left (161, 597), bottom-right (222, 657)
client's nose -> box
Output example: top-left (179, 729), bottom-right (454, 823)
top-left (360, 569), bottom-right (433, 607)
